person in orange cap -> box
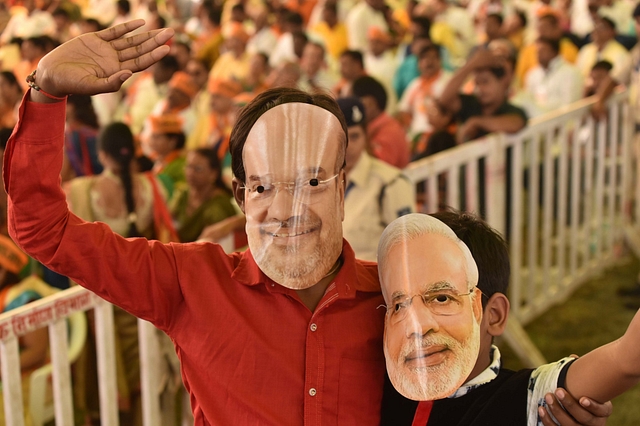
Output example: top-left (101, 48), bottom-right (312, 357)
top-left (187, 78), bottom-right (242, 154)
top-left (150, 70), bottom-right (199, 137)
top-left (148, 113), bottom-right (187, 187)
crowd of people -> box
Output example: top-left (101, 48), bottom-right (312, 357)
top-left (0, 0), bottom-right (639, 425)
top-left (0, 0), bottom-right (636, 259)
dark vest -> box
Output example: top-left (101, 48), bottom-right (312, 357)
top-left (381, 368), bottom-right (534, 426)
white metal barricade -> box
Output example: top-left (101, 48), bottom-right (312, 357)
top-left (404, 90), bottom-right (637, 366)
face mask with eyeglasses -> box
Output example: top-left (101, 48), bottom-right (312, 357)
top-left (241, 174), bottom-right (340, 206)
top-left (384, 287), bottom-right (477, 325)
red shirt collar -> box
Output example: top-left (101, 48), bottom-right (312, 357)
top-left (231, 239), bottom-right (381, 297)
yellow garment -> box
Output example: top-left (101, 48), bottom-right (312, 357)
top-left (310, 21), bottom-right (349, 62)
top-left (431, 21), bottom-right (461, 59)
top-left (515, 38), bottom-right (578, 89)
top-left (186, 90), bottom-right (212, 150)
top-left (209, 51), bottom-right (251, 82)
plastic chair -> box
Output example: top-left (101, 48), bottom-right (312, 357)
top-left (28, 310), bottom-right (88, 426)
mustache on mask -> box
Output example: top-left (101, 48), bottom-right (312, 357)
top-left (399, 335), bottom-right (459, 362)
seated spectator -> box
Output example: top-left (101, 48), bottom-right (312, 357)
top-left (352, 76), bottom-right (411, 169)
top-left (192, 5), bottom-right (223, 70)
top-left (397, 44), bottom-right (451, 155)
top-left (576, 16), bottom-right (631, 86)
top-left (439, 49), bottom-right (527, 144)
top-left (292, 30), bottom-right (309, 62)
top-left (242, 52), bottom-right (271, 94)
top-left (515, 13), bottom-right (578, 90)
top-left (123, 54), bottom-right (179, 136)
top-left (333, 49), bottom-right (367, 98)
top-left (0, 0), bottom-right (56, 45)
top-left (212, 79), bottom-right (243, 158)
top-left (150, 70), bottom-right (199, 136)
top-left (148, 114), bottom-right (187, 189)
top-left (14, 36), bottom-right (50, 92)
top-left (170, 41), bottom-right (192, 72)
top-left (112, 0), bottom-right (132, 28)
top-left (185, 58), bottom-right (213, 125)
top-left (0, 71), bottom-right (22, 128)
top-left (169, 148), bottom-right (236, 242)
top-left (265, 60), bottom-right (302, 89)
top-left (514, 37), bottom-right (583, 118)
top-left (52, 7), bottom-right (74, 43)
top-left (0, 234), bottom-right (56, 426)
top-left (503, 8), bottom-right (527, 51)
top-left (209, 22), bottom-right (251, 82)
top-left (308, 1), bottom-right (348, 65)
top-left (378, 211), bottom-right (620, 426)
top-left (478, 13), bottom-right (505, 49)
top-left (246, 10), bottom-right (278, 59)
top-left (269, 10), bottom-right (304, 68)
top-left (337, 97), bottom-right (415, 261)
top-left (584, 60), bottom-right (615, 99)
top-left (412, 101), bottom-right (456, 162)
top-left (424, 0), bottom-right (476, 68)
top-left (62, 95), bottom-right (103, 182)
top-left (364, 26), bottom-right (400, 114)
top-left (393, 34), bottom-right (433, 100)
top-left (299, 41), bottom-right (338, 94)
top-left (346, 0), bottom-right (389, 53)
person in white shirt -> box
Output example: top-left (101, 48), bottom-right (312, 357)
top-left (517, 37), bottom-right (584, 118)
top-left (269, 10), bottom-right (304, 68)
top-left (397, 44), bottom-right (451, 143)
top-left (0, 0), bottom-right (55, 45)
top-left (299, 41), bottom-right (338, 94)
top-left (337, 96), bottom-right (415, 261)
top-left (576, 16), bottom-right (632, 85)
top-left (346, 0), bottom-right (389, 53)
top-left (364, 26), bottom-right (400, 114)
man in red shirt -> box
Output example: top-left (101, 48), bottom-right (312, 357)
top-left (4, 20), bottom-right (612, 426)
top-left (352, 75), bottom-right (410, 169)
top-left (5, 21), bottom-right (384, 425)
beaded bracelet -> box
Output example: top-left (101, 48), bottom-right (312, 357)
top-left (26, 70), bottom-right (67, 101)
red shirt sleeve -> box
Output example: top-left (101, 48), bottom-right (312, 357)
top-left (4, 94), bottom-right (184, 331)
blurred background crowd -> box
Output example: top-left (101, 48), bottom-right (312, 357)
top-left (0, 0), bottom-right (639, 424)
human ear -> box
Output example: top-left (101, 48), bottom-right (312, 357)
top-left (231, 177), bottom-right (246, 214)
top-left (483, 293), bottom-right (510, 338)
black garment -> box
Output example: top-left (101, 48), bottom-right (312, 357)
top-left (381, 368), bottom-right (531, 426)
top-left (456, 95), bottom-right (527, 226)
top-left (456, 94), bottom-right (528, 141)
top-left (381, 361), bottom-right (574, 426)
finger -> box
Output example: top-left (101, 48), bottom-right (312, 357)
top-left (544, 393), bottom-right (579, 426)
top-left (539, 406), bottom-right (560, 426)
top-left (554, 388), bottom-right (608, 425)
top-left (93, 70), bottom-right (134, 94)
top-left (119, 44), bottom-right (171, 73)
top-left (115, 29), bottom-right (174, 63)
top-left (579, 397), bottom-right (613, 418)
top-left (96, 19), bottom-right (146, 41)
top-left (111, 28), bottom-right (170, 52)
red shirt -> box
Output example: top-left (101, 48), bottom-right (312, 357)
top-left (5, 96), bottom-right (386, 425)
top-left (367, 113), bottom-right (410, 169)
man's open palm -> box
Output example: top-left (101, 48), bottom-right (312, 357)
top-left (36, 20), bottom-right (174, 97)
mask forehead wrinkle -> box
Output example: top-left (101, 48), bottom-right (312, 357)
top-left (244, 103), bottom-right (343, 179)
